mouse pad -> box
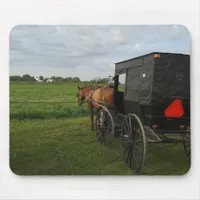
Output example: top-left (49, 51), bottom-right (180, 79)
top-left (9, 25), bottom-right (190, 175)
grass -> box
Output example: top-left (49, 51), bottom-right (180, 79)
top-left (10, 82), bottom-right (190, 175)
top-left (10, 102), bottom-right (90, 120)
top-left (10, 82), bottom-right (79, 102)
top-left (10, 83), bottom-right (89, 120)
top-left (10, 117), bottom-right (189, 175)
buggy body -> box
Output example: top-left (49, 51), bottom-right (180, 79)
top-left (113, 52), bottom-right (190, 133)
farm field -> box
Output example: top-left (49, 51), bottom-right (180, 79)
top-left (10, 82), bottom-right (190, 175)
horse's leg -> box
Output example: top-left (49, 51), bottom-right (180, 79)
top-left (88, 103), bottom-right (94, 131)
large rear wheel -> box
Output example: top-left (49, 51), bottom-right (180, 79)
top-left (121, 113), bottom-right (146, 174)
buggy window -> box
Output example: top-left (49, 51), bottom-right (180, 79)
top-left (125, 66), bottom-right (141, 102)
top-left (118, 74), bottom-right (126, 92)
top-left (125, 64), bottom-right (153, 104)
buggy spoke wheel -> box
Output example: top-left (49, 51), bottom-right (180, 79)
top-left (121, 113), bottom-right (146, 174)
top-left (181, 125), bottom-right (191, 165)
top-left (95, 108), bottom-right (114, 146)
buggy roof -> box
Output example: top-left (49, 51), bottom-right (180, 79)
top-left (114, 52), bottom-right (189, 75)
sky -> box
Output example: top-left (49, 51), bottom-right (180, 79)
top-left (9, 25), bottom-right (190, 81)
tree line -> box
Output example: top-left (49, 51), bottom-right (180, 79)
top-left (9, 74), bottom-right (110, 84)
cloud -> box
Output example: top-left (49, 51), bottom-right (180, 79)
top-left (134, 43), bottom-right (140, 50)
top-left (9, 25), bottom-right (190, 80)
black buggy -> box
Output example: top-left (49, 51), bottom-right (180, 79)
top-left (94, 52), bottom-right (190, 174)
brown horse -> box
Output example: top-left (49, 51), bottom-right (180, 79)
top-left (77, 85), bottom-right (114, 130)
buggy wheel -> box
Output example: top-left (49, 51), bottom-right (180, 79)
top-left (181, 125), bottom-right (191, 165)
top-left (95, 108), bottom-right (114, 146)
top-left (121, 113), bottom-right (146, 174)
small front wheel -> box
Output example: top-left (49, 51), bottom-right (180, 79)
top-left (95, 108), bottom-right (114, 146)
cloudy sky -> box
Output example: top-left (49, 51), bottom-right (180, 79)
top-left (10, 25), bottom-right (190, 81)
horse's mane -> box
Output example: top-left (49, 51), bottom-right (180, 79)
top-left (79, 85), bottom-right (95, 90)
top-left (79, 84), bottom-right (113, 90)
top-left (79, 85), bottom-right (101, 90)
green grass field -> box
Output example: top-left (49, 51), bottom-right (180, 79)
top-left (10, 83), bottom-right (90, 120)
top-left (10, 82), bottom-right (190, 175)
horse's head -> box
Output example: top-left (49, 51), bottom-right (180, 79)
top-left (76, 86), bottom-right (91, 106)
top-left (77, 86), bottom-right (84, 106)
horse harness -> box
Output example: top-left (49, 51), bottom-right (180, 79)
top-left (87, 85), bottom-right (111, 105)
top-left (87, 85), bottom-right (102, 103)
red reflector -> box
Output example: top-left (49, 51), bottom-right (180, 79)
top-left (152, 125), bottom-right (158, 129)
top-left (180, 125), bottom-right (185, 129)
top-left (164, 99), bottom-right (184, 118)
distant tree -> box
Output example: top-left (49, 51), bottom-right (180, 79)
top-left (44, 77), bottom-right (48, 82)
top-left (21, 74), bottom-right (36, 82)
top-left (90, 77), bottom-right (108, 84)
top-left (39, 75), bottom-right (44, 80)
top-left (90, 78), bottom-right (96, 83)
top-left (94, 77), bottom-right (100, 82)
top-left (10, 75), bottom-right (22, 82)
top-left (10, 74), bottom-right (113, 84)
top-left (66, 77), bottom-right (72, 81)
top-left (49, 76), bottom-right (66, 83)
top-left (73, 77), bottom-right (80, 82)
top-left (21, 74), bottom-right (31, 80)
top-left (53, 76), bottom-right (61, 82)
top-left (98, 78), bottom-right (108, 84)
top-left (83, 81), bottom-right (90, 85)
